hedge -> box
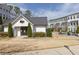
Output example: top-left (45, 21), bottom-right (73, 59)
top-left (33, 32), bottom-right (46, 37)
top-left (0, 32), bottom-right (8, 37)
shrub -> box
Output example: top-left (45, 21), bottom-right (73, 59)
top-left (67, 31), bottom-right (70, 35)
top-left (0, 32), bottom-right (8, 37)
top-left (8, 23), bottom-right (13, 37)
top-left (33, 32), bottom-right (46, 37)
top-left (46, 28), bottom-right (52, 37)
top-left (76, 26), bottom-right (79, 34)
top-left (50, 28), bottom-right (54, 32)
top-left (27, 23), bottom-right (32, 37)
top-left (0, 16), bottom-right (3, 25)
top-left (0, 25), bottom-right (3, 32)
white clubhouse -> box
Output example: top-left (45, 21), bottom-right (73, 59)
top-left (3, 15), bottom-right (47, 37)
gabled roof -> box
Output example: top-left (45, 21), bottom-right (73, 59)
top-left (3, 15), bottom-right (48, 26)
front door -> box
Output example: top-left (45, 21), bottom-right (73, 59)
top-left (15, 27), bottom-right (21, 37)
top-left (21, 27), bottom-right (27, 35)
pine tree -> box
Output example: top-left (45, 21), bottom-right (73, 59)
top-left (8, 23), bottom-right (13, 37)
top-left (27, 23), bottom-right (32, 37)
top-left (46, 28), bottom-right (52, 37)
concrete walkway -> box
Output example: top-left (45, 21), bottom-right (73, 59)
top-left (13, 45), bottom-right (79, 55)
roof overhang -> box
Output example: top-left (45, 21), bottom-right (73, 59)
top-left (12, 14), bottom-right (33, 26)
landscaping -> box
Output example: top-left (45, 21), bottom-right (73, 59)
top-left (0, 32), bottom-right (79, 54)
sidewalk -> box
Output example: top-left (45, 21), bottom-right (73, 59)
top-left (13, 45), bottom-right (79, 55)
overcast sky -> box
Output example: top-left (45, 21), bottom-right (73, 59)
top-left (13, 3), bottom-right (79, 20)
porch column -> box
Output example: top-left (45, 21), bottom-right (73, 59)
top-left (14, 27), bottom-right (21, 37)
top-left (17, 27), bottom-right (21, 36)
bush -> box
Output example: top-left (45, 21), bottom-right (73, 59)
top-left (0, 32), bottom-right (8, 37)
top-left (8, 23), bottom-right (13, 37)
top-left (76, 26), bottom-right (79, 34)
top-left (27, 23), bottom-right (32, 37)
top-left (0, 16), bottom-right (3, 25)
top-left (0, 25), bottom-right (3, 32)
top-left (46, 28), bottom-right (52, 37)
top-left (33, 32), bottom-right (46, 37)
top-left (67, 31), bottom-right (70, 35)
top-left (50, 28), bottom-right (54, 32)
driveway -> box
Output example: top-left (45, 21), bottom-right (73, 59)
top-left (13, 45), bottom-right (79, 55)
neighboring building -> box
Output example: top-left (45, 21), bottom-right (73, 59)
top-left (3, 15), bottom-right (47, 37)
top-left (49, 12), bottom-right (79, 33)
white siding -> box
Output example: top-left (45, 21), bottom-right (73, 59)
top-left (13, 27), bottom-right (21, 37)
top-left (4, 26), bottom-right (8, 32)
top-left (12, 17), bottom-right (34, 37)
top-left (12, 17), bottom-right (33, 31)
top-left (35, 26), bottom-right (46, 32)
top-left (16, 27), bottom-right (21, 36)
top-left (13, 18), bottom-right (29, 27)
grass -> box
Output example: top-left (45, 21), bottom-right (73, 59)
top-left (0, 32), bottom-right (79, 54)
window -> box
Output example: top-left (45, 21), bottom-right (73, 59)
top-left (3, 14), bottom-right (5, 19)
top-left (74, 22), bottom-right (75, 25)
top-left (9, 11), bottom-right (10, 13)
top-left (71, 16), bottom-right (72, 19)
top-left (71, 22), bottom-right (72, 25)
top-left (6, 10), bottom-right (8, 12)
top-left (73, 16), bottom-right (75, 19)
top-left (77, 21), bottom-right (78, 25)
top-left (77, 15), bottom-right (79, 18)
top-left (3, 9), bottom-right (5, 11)
top-left (67, 17), bottom-right (69, 20)
top-left (20, 20), bottom-right (24, 23)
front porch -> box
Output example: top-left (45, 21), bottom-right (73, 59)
top-left (14, 26), bottom-right (28, 37)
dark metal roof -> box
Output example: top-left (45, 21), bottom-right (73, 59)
top-left (3, 19), bottom-right (14, 26)
top-left (29, 17), bottom-right (47, 26)
top-left (3, 15), bottom-right (48, 26)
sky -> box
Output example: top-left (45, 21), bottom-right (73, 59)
top-left (13, 3), bottom-right (79, 20)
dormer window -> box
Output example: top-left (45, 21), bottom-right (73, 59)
top-left (20, 20), bottom-right (24, 23)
